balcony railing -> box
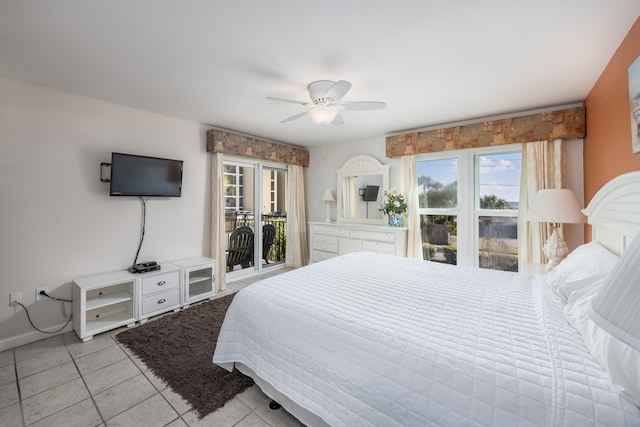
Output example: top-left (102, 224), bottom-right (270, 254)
top-left (225, 211), bottom-right (286, 265)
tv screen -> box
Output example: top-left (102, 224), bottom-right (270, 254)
top-left (110, 152), bottom-right (183, 197)
top-left (363, 185), bottom-right (380, 201)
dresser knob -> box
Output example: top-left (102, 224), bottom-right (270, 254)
top-left (157, 281), bottom-right (166, 286)
top-left (157, 298), bottom-right (166, 304)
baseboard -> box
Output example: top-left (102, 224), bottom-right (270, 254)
top-left (0, 322), bottom-right (74, 352)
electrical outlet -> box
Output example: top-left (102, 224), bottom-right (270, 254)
top-left (36, 287), bottom-right (49, 302)
top-left (9, 292), bottom-right (21, 307)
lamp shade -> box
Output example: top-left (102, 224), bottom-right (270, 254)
top-left (526, 189), bottom-right (587, 224)
top-left (588, 231), bottom-right (640, 351)
top-left (309, 106), bottom-right (339, 125)
top-left (321, 188), bottom-right (335, 202)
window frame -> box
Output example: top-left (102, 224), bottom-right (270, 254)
top-left (417, 145), bottom-right (521, 268)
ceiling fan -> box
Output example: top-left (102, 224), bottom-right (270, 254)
top-left (267, 80), bottom-right (386, 126)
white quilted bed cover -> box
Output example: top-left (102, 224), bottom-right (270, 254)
top-left (213, 252), bottom-right (640, 426)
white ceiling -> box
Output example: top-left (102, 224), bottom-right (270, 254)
top-left (1, 1), bottom-right (639, 147)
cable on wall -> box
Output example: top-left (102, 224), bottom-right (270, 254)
top-left (130, 196), bottom-right (150, 270)
top-left (14, 302), bottom-right (72, 334)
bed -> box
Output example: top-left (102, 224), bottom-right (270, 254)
top-left (213, 172), bottom-right (640, 427)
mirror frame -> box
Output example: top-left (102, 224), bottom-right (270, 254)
top-left (336, 155), bottom-right (389, 225)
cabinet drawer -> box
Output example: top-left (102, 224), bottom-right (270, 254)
top-left (312, 250), bottom-right (337, 263)
top-left (312, 241), bottom-right (338, 253)
top-left (312, 233), bottom-right (338, 245)
top-left (141, 270), bottom-right (179, 296)
top-left (141, 288), bottom-right (180, 315)
top-left (312, 237), bottom-right (337, 253)
top-left (362, 240), bottom-right (396, 254)
top-left (311, 225), bottom-right (343, 237)
top-left (350, 229), bottom-right (396, 243)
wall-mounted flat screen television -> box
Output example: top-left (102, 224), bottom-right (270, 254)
top-left (110, 152), bottom-right (183, 197)
top-left (363, 185), bottom-right (380, 201)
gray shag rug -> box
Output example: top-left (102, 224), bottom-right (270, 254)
top-left (116, 293), bottom-right (254, 419)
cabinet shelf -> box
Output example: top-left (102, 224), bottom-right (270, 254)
top-left (189, 276), bottom-right (211, 285)
top-left (86, 312), bottom-right (135, 335)
top-left (86, 292), bottom-right (133, 311)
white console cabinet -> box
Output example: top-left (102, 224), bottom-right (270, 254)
top-left (137, 265), bottom-right (182, 323)
top-left (73, 270), bottom-right (138, 342)
top-left (73, 257), bottom-right (217, 341)
top-left (170, 257), bottom-right (216, 306)
top-left (309, 222), bottom-right (407, 263)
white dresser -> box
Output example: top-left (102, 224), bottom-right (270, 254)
top-left (309, 221), bottom-right (407, 263)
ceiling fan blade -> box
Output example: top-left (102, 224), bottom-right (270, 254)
top-left (341, 101), bottom-right (386, 111)
top-left (331, 113), bottom-right (344, 126)
top-left (324, 80), bottom-right (352, 102)
top-left (267, 97), bottom-right (310, 106)
top-left (280, 111), bottom-right (308, 123)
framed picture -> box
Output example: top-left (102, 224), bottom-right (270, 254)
top-left (628, 55), bottom-right (640, 154)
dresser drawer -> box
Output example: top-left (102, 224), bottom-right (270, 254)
top-left (141, 288), bottom-right (180, 315)
top-left (311, 224), bottom-right (343, 237)
top-left (362, 240), bottom-right (396, 254)
top-left (312, 240), bottom-right (338, 253)
top-left (312, 250), bottom-right (337, 263)
top-left (312, 233), bottom-right (338, 244)
top-left (350, 229), bottom-right (396, 243)
top-left (141, 270), bottom-right (180, 296)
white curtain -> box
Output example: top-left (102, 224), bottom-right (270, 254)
top-left (285, 164), bottom-right (308, 268)
top-left (518, 139), bottom-right (565, 268)
top-left (402, 155), bottom-right (422, 259)
top-left (211, 152), bottom-right (227, 291)
top-left (342, 176), bottom-right (358, 219)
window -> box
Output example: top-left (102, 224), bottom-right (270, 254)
top-left (417, 147), bottom-right (521, 271)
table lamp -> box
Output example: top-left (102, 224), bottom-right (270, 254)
top-left (322, 188), bottom-right (336, 222)
top-left (525, 188), bottom-right (587, 271)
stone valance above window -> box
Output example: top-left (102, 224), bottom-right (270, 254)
top-left (385, 106), bottom-right (585, 157)
top-left (207, 129), bottom-right (309, 167)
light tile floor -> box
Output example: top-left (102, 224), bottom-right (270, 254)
top-left (0, 268), bottom-right (305, 427)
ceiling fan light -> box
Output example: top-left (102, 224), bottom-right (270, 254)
top-left (309, 106), bottom-right (339, 125)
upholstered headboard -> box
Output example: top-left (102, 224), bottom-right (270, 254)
top-left (583, 171), bottom-right (640, 256)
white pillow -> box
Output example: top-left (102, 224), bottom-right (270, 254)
top-left (547, 242), bottom-right (619, 303)
top-left (564, 278), bottom-right (640, 407)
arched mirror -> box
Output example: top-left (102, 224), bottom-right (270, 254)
top-left (336, 155), bottom-right (389, 225)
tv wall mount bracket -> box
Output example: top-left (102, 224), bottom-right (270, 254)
top-left (100, 162), bottom-right (111, 182)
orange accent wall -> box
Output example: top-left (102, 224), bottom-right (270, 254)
top-left (584, 17), bottom-right (640, 240)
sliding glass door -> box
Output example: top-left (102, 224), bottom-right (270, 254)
top-left (261, 167), bottom-right (287, 270)
top-left (224, 159), bottom-right (287, 279)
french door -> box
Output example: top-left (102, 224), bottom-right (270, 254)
top-left (223, 158), bottom-right (287, 279)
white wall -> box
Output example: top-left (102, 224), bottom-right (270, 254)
top-left (0, 77), bottom-right (211, 348)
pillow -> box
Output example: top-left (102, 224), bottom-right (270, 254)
top-left (547, 242), bottom-right (619, 303)
top-left (564, 278), bottom-right (640, 408)
top-left (564, 233), bottom-right (640, 407)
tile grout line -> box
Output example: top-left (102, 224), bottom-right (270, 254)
top-left (12, 349), bottom-right (26, 427)
top-left (62, 336), bottom-right (107, 427)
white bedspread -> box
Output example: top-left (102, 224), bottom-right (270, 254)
top-left (213, 252), bottom-right (640, 426)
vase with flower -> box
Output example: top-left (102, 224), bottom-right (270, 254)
top-left (379, 189), bottom-right (407, 227)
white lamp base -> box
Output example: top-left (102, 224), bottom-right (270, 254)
top-left (543, 227), bottom-right (569, 271)
top-left (325, 202), bottom-right (332, 222)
